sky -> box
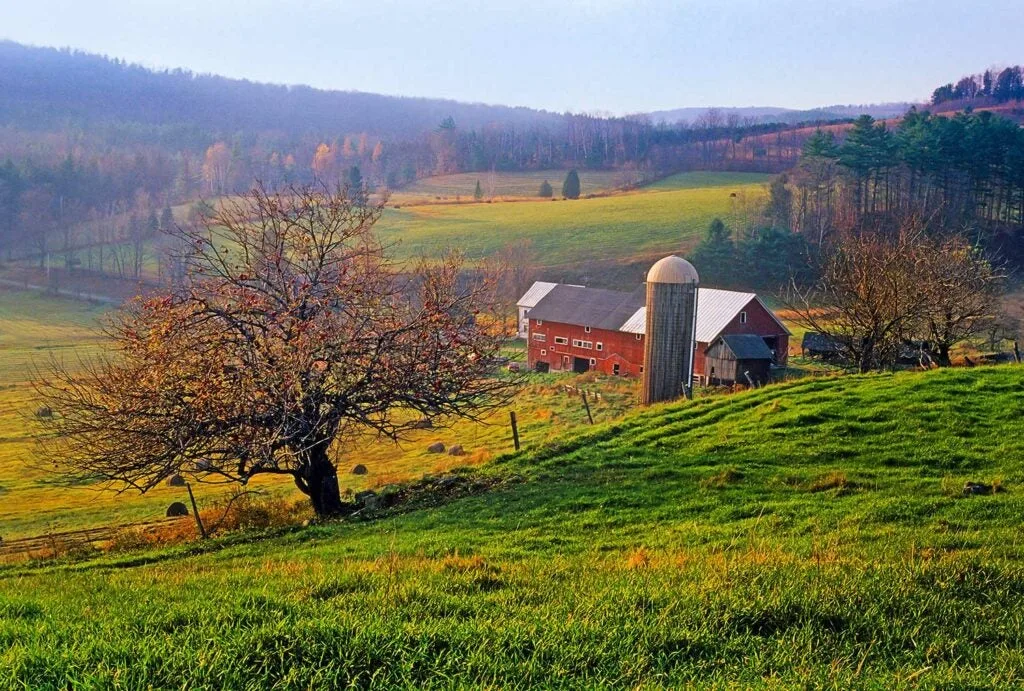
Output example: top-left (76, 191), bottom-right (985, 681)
top-left (3, 0), bottom-right (1022, 114)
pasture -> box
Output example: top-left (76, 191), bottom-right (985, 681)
top-left (379, 171), bottom-right (770, 267)
top-left (2, 366), bottom-right (1024, 686)
top-left (393, 169), bottom-right (634, 200)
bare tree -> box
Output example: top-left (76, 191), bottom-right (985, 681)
top-left (786, 221), bottom-right (931, 373)
top-left (916, 235), bottom-right (1003, 366)
top-left (35, 183), bottom-right (519, 517)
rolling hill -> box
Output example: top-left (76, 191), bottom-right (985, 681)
top-left (2, 365), bottom-right (1023, 685)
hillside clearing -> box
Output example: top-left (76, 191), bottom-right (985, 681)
top-left (378, 172), bottom-right (769, 266)
top-left (2, 366), bottom-right (1023, 685)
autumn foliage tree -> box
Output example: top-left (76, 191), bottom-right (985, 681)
top-left (36, 184), bottom-right (519, 517)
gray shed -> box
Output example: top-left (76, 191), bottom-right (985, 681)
top-left (705, 334), bottom-right (774, 387)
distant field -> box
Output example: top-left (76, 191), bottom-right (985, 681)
top-left (395, 169), bottom-right (635, 200)
top-left (379, 171), bottom-right (770, 266)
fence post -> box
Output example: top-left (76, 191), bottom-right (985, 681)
top-left (580, 392), bottom-right (594, 425)
top-left (186, 483), bottom-right (208, 539)
top-left (510, 411), bottom-right (521, 451)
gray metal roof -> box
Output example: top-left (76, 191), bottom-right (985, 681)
top-left (621, 287), bottom-right (776, 342)
top-left (527, 285), bottom-right (645, 331)
top-left (530, 283), bottom-right (789, 344)
top-left (717, 334), bottom-right (775, 360)
top-left (516, 281), bottom-right (560, 309)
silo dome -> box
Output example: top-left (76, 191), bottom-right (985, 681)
top-left (646, 255), bottom-right (699, 284)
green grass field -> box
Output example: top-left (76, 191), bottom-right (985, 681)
top-left (2, 365), bottom-right (1023, 686)
top-left (379, 172), bottom-right (769, 267)
top-left (394, 169), bottom-right (634, 200)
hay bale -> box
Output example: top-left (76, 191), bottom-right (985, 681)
top-left (35, 406), bottom-right (52, 419)
top-left (167, 474), bottom-right (186, 487)
top-left (351, 464), bottom-right (368, 475)
top-left (448, 445), bottom-right (466, 456)
top-left (166, 502), bottom-right (189, 517)
top-left (427, 442), bottom-right (445, 454)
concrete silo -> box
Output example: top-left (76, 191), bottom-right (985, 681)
top-left (641, 255), bottom-right (699, 405)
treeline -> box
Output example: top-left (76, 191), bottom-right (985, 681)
top-left (931, 66), bottom-right (1024, 108)
top-left (789, 110), bottom-right (1024, 265)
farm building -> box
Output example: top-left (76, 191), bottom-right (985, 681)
top-left (522, 274), bottom-right (789, 384)
top-left (705, 334), bottom-right (775, 387)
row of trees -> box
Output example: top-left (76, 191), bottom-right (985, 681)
top-left (931, 66), bottom-right (1024, 107)
top-left (790, 111), bottom-right (1024, 266)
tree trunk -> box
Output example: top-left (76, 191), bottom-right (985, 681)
top-left (935, 344), bottom-right (952, 368)
top-left (296, 443), bottom-right (344, 517)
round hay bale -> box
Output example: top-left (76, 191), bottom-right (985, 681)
top-left (426, 442), bottom-right (445, 454)
top-left (166, 501), bottom-right (189, 518)
top-left (448, 444), bottom-right (466, 456)
top-left (167, 474), bottom-right (186, 487)
top-left (351, 464), bottom-right (368, 475)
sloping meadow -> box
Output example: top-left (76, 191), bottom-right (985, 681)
top-left (3, 366), bottom-right (1024, 686)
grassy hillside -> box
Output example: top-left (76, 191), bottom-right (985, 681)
top-left (2, 366), bottom-right (1023, 686)
top-left (379, 172), bottom-right (769, 267)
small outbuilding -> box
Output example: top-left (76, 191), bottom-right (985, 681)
top-left (801, 332), bottom-right (845, 360)
top-left (705, 334), bottom-right (775, 387)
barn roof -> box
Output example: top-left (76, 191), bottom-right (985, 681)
top-left (529, 282), bottom-right (789, 343)
top-left (715, 334), bottom-right (775, 360)
top-left (621, 288), bottom-right (789, 342)
top-left (527, 285), bottom-right (645, 331)
top-left (517, 281), bottom-right (560, 309)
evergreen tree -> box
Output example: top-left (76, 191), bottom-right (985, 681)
top-left (538, 179), bottom-right (553, 198)
top-left (474, 180), bottom-right (483, 200)
top-left (687, 218), bottom-right (734, 285)
top-left (160, 206), bottom-right (174, 230)
top-left (347, 166), bottom-right (363, 190)
top-left (562, 169), bottom-right (581, 199)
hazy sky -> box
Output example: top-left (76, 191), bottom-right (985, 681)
top-left (3, 0), bottom-right (1022, 113)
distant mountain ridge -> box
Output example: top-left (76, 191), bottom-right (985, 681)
top-left (0, 40), bottom-right (565, 139)
top-left (648, 103), bottom-right (917, 126)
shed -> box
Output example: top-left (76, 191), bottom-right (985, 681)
top-left (801, 332), bottom-right (845, 359)
top-left (705, 334), bottom-right (775, 387)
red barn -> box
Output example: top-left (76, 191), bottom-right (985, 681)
top-left (522, 282), bottom-right (789, 383)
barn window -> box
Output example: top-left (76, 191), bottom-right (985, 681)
top-left (596, 342), bottom-right (603, 351)
top-left (533, 333), bottom-right (546, 342)
top-left (581, 341), bottom-right (593, 349)
top-left (572, 339), bottom-right (581, 347)
top-left (536, 319), bottom-right (543, 326)
top-left (541, 349), bottom-right (547, 356)
top-left (613, 363), bottom-right (620, 375)
top-left (635, 334), bottom-right (642, 340)
top-left (554, 336), bottom-right (568, 345)
top-left (589, 358), bottom-right (596, 366)
top-left (584, 326), bottom-right (591, 333)
top-left (739, 311), bottom-right (747, 324)
top-left (640, 366), bottom-right (644, 373)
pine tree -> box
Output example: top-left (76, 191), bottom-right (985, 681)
top-left (562, 169), bottom-right (581, 199)
top-left (160, 206), bottom-right (174, 231)
top-left (474, 180), bottom-right (483, 200)
top-left (538, 180), bottom-right (553, 198)
top-left (347, 166), bottom-right (363, 190)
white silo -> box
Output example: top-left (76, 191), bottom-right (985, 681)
top-left (641, 255), bottom-right (699, 405)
